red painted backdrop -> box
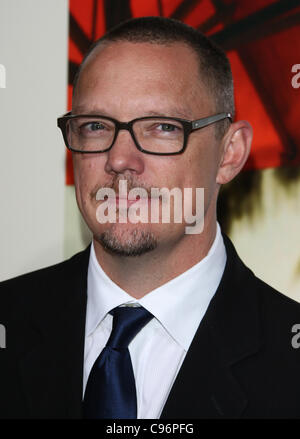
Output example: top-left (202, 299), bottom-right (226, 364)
top-left (66, 0), bottom-right (300, 184)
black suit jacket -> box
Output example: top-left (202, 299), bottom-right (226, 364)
top-left (1, 235), bottom-right (300, 419)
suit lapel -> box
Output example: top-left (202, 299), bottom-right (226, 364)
top-left (161, 236), bottom-right (262, 418)
top-left (18, 246), bottom-right (90, 418)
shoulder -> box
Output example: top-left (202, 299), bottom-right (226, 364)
top-left (1, 245), bottom-right (90, 287)
top-left (247, 274), bottom-right (300, 351)
top-left (222, 233), bottom-right (300, 318)
top-left (254, 274), bottom-right (300, 310)
top-left (0, 246), bottom-right (91, 319)
top-left (216, 235), bottom-right (300, 385)
top-left (251, 274), bottom-right (300, 349)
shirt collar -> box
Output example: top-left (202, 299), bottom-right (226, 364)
top-left (86, 223), bottom-right (226, 351)
top-left (85, 244), bottom-right (136, 337)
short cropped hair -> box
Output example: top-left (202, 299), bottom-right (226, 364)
top-left (73, 16), bottom-right (234, 138)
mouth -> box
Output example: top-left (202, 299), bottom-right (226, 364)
top-left (109, 195), bottom-right (150, 208)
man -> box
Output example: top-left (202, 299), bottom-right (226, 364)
top-left (0, 16), bottom-right (300, 419)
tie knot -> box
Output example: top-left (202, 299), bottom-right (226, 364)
top-left (107, 306), bottom-right (153, 349)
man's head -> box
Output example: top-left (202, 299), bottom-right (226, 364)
top-left (68, 17), bottom-right (252, 258)
top-left (73, 16), bottom-right (234, 139)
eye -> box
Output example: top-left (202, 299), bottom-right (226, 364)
top-left (83, 121), bottom-right (105, 131)
top-left (159, 123), bottom-right (178, 132)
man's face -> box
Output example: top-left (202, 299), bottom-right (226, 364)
top-left (72, 41), bottom-right (222, 256)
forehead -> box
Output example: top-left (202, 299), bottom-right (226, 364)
top-left (73, 41), bottom-right (213, 117)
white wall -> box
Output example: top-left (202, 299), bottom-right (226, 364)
top-left (0, 0), bottom-right (68, 280)
top-left (230, 169), bottom-right (300, 303)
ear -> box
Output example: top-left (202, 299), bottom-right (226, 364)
top-left (216, 120), bottom-right (253, 185)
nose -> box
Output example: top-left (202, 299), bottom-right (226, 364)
top-left (104, 128), bottom-right (145, 176)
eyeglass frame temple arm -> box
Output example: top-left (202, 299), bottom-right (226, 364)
top-left (191, 113), bottom-right (232, 131)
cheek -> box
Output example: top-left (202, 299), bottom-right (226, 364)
top-left (74, 155), bottom-right (105, 190)
top-left (185, 137), bottom-right (220, 187)
top-left (73, 157), bottom-right (100, 211)
top-left (179, 154), bottom-right (206, 189)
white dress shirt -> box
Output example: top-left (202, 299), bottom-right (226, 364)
top-left (83, 223), bottom-right (226, 418)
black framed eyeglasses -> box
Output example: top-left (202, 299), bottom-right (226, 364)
top-left (57, 112), bottom-right (232, 156)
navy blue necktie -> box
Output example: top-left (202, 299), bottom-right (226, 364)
top-left (83, 306), bottom-right (153, 419)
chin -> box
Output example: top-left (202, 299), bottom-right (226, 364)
top-left (94, 223), bottom-right (158, 257)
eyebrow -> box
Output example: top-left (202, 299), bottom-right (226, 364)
top-left (72, 107), bottom-right (194, 120)
top-left (146, 110), bottom-right (193, 119)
